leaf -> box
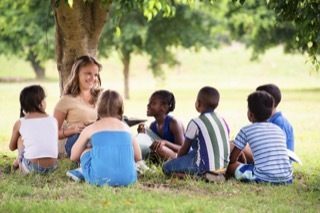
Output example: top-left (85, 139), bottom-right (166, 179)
top-left (115, 27), bottom-right (121, 37)
top-left (67, 0), bottom-right (73, 8)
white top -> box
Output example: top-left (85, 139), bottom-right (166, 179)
top-left (20, 116), bottom-right (58, 159)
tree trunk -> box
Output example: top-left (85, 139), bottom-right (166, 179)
top-left (28, 51), bottom-right (45, 79)
top-left (121, 53), bottom-right (130, 100)
top-left (51, 0), bottom-right (110, 94)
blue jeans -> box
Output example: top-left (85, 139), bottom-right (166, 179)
top-left (163, 150), bottom-right (202, 175)
top-left (65, 134), bottom-right (80, 157)
top-left (21, 158), bottom-right (57, 174)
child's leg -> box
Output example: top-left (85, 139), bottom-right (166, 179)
top-left (162, 151), bottom-right (197, 176)
top-left (14, 137), bottom-right (24, 170)
top-left (229, 142), bottom-right (253, 164)
top-left (226, 161), bottom-right (240, 179)
top-left (156, 145), bottom-right (177, 160)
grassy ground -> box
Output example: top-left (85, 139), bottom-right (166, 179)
top-left (0, 45), bottom-right (320, 212)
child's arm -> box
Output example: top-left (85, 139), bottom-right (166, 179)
top-left (177, 139), bottom-right (191, 157)
top-left (229, 146), bottom-right (242, 164)
top-left (9, 120), bottom-right (21, 151)
top-left (70, 128), bottom-right (90, 162)
top-left (226, 146), bottom-right (242, 178)
top-left (132, 137), bottom-right (142, 162)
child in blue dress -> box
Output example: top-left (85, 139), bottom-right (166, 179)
top-left (138, 90), bottom-right (185, 161)
top-left (68, 90), bottom-right (143, 186)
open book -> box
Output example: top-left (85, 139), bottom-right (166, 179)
top-left (287, 149), bottom-right (302, 165)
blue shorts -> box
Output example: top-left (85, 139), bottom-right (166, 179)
top-left (235, 164), bottom-right (258, 182)
top-left (235, 164), bottom-right (293, 184)
top-left (21, 158), bottom-right (57, 174)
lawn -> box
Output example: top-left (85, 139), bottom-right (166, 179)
top-left (0, 45), bottom-right (319, 212)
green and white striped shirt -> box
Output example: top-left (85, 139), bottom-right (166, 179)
top-left (185, 112), bottom-right (230, 172)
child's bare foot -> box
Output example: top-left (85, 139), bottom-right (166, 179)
top-left (12, 159), bottom-right (19, 170)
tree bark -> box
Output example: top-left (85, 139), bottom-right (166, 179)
top-left (51, 0), bottom-right (110, 94)
top-left (28, 51), bottom-right (45, 79)
top-left (121, 53), bottom-right (130, 100)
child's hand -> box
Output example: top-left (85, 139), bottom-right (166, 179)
top-left (150, 140), bottom-right (165, 152)
top-left (137, 124), bottom-right (146, 133)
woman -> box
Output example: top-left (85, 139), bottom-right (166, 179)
top-left (54, 55), bottom-right (102, 157)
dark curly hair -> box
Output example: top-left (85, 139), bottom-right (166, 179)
top-left (151, 90), bottom-right (176, 113)
top-left (20, 85), bottom-right (46, 117)
top-left (247, 91), bottom-right (274, 122)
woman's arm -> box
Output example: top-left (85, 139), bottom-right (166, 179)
top-left (54, 109), bottom-right (68, 139)
top-left (54, 110), bottom-right (85, 139)
top-left (9, 120), bottom-right (21, 151)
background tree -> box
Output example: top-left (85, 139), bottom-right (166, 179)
top-left (231, 0), bottom-right (320, 68)
top-left (0, 0), bottom-right (55, 79)
top-left (99, 3), bottom-right (228, 99)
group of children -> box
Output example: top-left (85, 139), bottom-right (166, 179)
top-left (8, 82), bottom-right (295, 186)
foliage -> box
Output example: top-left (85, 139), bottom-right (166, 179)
top-left (231, 0), bottom-right (320, 68)
top-left (100, 3), bottom-right (228, 77)
top-left (0, 0), bottom-right (55, 77)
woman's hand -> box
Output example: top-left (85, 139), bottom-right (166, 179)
top-left (70, 123), bottom-right (86, 134)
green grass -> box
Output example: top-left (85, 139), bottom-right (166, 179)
top-left (0, 45), bottom-right (320, 212)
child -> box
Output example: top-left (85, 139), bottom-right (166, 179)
top-left (67, 90), bottom-right (145, 186)
top-left (256, 84), bottom-right (294, 151)
top-left (163, 86), bottom-right (230, 179)
top-left (9, 85), bottom-right (58, 174)
top-left (227, 91), bottom-right (293, 184)
top-left (138, 90), bottom-right (184, 161)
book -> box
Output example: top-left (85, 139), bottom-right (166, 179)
top-left (287, 149), bottom-right (302, 165)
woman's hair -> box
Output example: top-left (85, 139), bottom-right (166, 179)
top-left (64, 55), bottom-right (102, 104)
top-left (151, 90), bottom-right (175, 113)
top-left (19, 85), bottom-right (46, 117)
top-left (197, 86), bottom-right (220, 111)
top-left (247, 91), bottom-right (274, 122)
top-left (97, 90), bottom-right (124, 120)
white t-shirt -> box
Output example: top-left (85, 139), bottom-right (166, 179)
top-left (19, 116), bottom-right (58, 159)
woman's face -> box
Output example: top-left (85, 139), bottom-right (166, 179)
top-left (78, 63), bottom-right (99, 91)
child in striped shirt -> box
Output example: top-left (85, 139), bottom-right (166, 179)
top-left (163, 86), bottom-right (230, 179)
top-left (227, 91), bottom-right (292, 184)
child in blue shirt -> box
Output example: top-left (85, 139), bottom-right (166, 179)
top-left (256, 84), bottom-right (294, 151)
top-left (227, 91), bottom-right (292, 184)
